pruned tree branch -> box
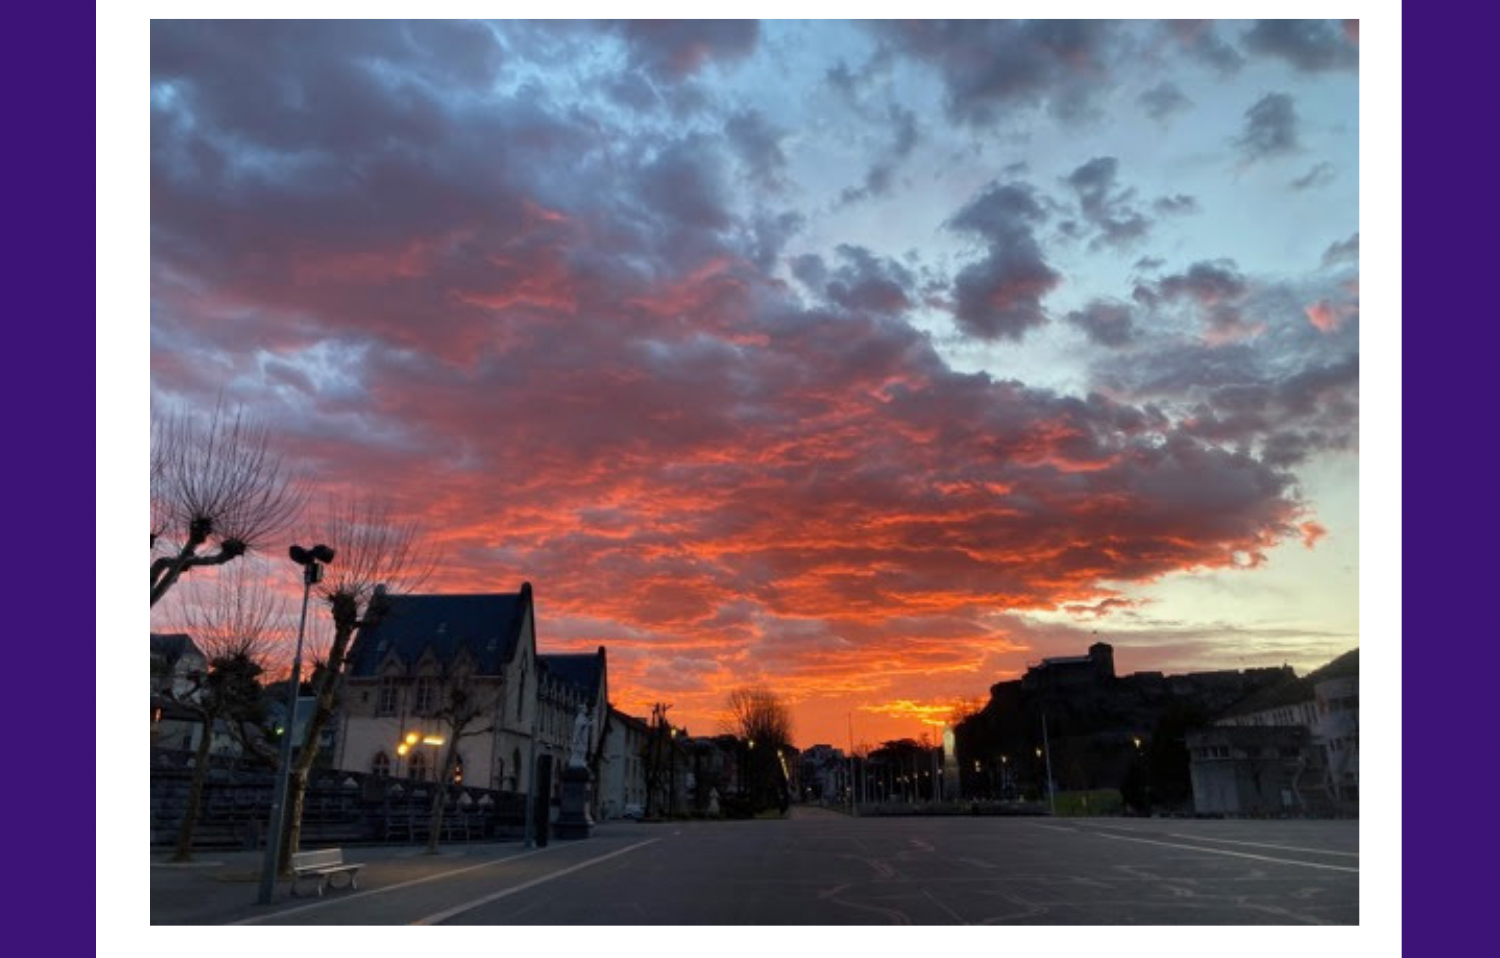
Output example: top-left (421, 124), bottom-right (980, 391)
top-left (150, 402), bottom-right (305, 605)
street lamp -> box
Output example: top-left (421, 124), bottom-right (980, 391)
top-left (257, 543), bottom-right (334, 905)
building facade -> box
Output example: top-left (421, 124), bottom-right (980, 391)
top-left (333, 584), bottom-right (609, 808)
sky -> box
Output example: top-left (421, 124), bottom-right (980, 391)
top-left (148, 19), bottom-right (1359, 750)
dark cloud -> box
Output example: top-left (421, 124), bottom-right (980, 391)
top-left (1291, 162), bottom-right (1336, 191)
top-left (1065, 156), bottom-right (1152, 250)
top-left (1152, 194), bottom-right (1199, 215)
top-left (945, 183), bottom-right (1060, 340)
top-left (1138, 81), bottom-right (1192, 122)
top-left (1166, 20), bottom-right (1246, 74)
top-left (615, 20), bottom-right (759, 80)
top-left (824, 246), bottom-right (916, 316)
top-left (1236, 93), bottom-right (1299, 163)
top-left (1243, 20), bottom-right (1358, 72)
top-left (840, 103), bottom-right (921, 205)
top-left (1066, 300), bottom-right (1136, 348)
top-left (1133, 255), bottom-right (1166, 273)
top-left (874, 20), bottom-right (1121, 126)
top-left (790, 253), bottom-right (828, 291)
top-left (1321, 233), bottom-right (1359, 269)
top-left (635, 135), bottom-right (735, 234)
top-left (744, 209), bottom-right (805, 272)
top-left (1152, 260), bottom-right (1259, 341)
top-left (605, 71), bottom-right (660, 112)
top-left (724, 109), bottom-right (788, 189)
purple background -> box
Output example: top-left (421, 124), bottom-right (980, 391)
top-left (8, 1), bottom-right (96, 948)
top-left (1404, 9), bottom-right (1491, 951)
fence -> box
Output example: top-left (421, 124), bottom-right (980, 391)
top-left (150, 748), bottom-right (528, 848)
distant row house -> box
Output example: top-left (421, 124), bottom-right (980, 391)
top-left (1188, 653), bottom-right (1359, 816)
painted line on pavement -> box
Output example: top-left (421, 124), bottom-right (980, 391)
top-left (1095, 832), bottom-right (1359, 872)
top-left (231, 844), bottom-right (569, 925)
top-left (1164, 834), bottom-right (1359, 858)
top-left (410, 838), bottom-right (661, 925)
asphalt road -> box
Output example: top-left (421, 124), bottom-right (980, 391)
top-left (229, 807), bottom-right (1356, 925)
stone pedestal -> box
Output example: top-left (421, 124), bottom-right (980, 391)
top-left (554, 764), bottom-right (594, 840)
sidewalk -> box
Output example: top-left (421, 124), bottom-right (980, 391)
top-left (150, 840), bottom-right (533, 925)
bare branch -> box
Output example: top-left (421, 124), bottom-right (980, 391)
top-left (182, 562), bottom-right (286, 665)
top-left (150, 401), bottom-right (306, 606)
top-left (724, 686), bottom-right (794, 749)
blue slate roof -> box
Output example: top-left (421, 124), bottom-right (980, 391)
top-left (539, 648), bottom-right (606, 704)
top-left (345, 585), bottom-right (532, 678)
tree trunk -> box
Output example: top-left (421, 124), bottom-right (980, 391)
top-left (425, 742), bottom-right (458, 855)
top-left (171, 712), bottom-right (215, 862)
top-left (279, 767), bottom-right (309, 875)
top-left (282, 613), bottom-right (358, 869)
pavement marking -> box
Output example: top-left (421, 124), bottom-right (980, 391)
top-left (230, 844), bottom-right (570, 925)
top-left (1164, 834), bottom-right (1359, 858)
top-left (922, 887), bottom-right (966, 924)
top-left (1094, 832), bottom-right (1359, 873)
top-left (1031, 824), bottom-right (1077, 833)
top-left (409, 838), bottom-right (661, 925)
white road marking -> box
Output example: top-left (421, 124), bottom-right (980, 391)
top-left (231, 844), bottom-right (568, 925)
top-left (1095, 832), bottom-right (1359, 873)
top-left (409, 839), bottom-right (661, 925)
top-left (1032, 824), bottom-right (1077, 833)
top-left (1164, 834), bottom-right (1359, 858)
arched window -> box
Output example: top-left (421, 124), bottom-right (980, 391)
top-left (493, 757), bottom-right (505, 791)
top-left (512, 747), bottom-right (522, 791)
top-left (372, 752), bottom-right (391, 777)
top-left (409, 749), bottom-right (430, 782)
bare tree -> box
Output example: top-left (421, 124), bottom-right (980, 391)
top-left (151, 404), bottom-right (304, 606)
top-left (160, 563), bottom-right (285, 861)
top-left (724, 686), bottom-right (793, 749)
top-left (280, 496), bottom-right (431, 870)
top-left (424, 660), bottom-right (500, 854)
top-left (725, 687), bottom-right (793, 812)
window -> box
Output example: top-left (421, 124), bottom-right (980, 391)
top-left (408, 749), bottom-right (430, 782)
top-left (377, 677), bottom-right (400, 716)
top-left (414, 677), bottom-right (437, 715)
top-left (372, 752), bottom-right (391, 777)
top-left (452, 754), bottom-right (464, 785)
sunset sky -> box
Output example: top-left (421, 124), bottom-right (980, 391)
top-left (148, 20), bottom-right (1359, 749)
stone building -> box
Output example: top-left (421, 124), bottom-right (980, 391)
top-left (333, 584), bottom-right (608, 805)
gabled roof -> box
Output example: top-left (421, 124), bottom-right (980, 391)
top-left (345, 586), bottom-right (532, 678)
top-left (151, 633), bottom-right (205, 662)
top-left (539, 647), bottom-right (606, 704)
top-left (608, 705), bottom-right (651, 734)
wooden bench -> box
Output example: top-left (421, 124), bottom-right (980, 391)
top-left (289, 848), bottom-right (364, 897)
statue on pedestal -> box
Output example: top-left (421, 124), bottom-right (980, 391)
top-left (568, 704), bottom-right (593, 769)
top-left (557, 704), bottom-right (596, 839)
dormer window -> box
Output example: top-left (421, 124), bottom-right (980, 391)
top-left (377, 676), bottom-right (401, 716)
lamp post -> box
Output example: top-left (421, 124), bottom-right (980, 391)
top-left (1041, 714), bottom-right (1057, 816)
top-left (523, 684), bottom-right (541, 848)
top-left (257, 543), bottom-right (334, 905)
